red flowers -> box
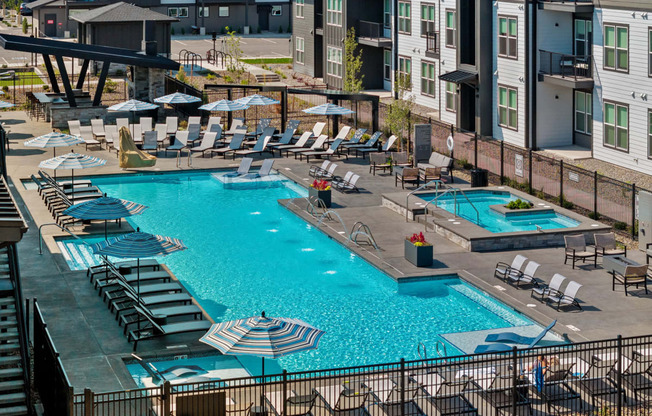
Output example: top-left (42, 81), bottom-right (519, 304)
top-left (310, 180), bottom-right (331, 191)
top-left (409, 232), bottom-right (428, 246)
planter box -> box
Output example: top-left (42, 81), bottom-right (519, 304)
top-left (309, 188), bottom-right (331, 208)
top-left (404, 239), bottom-right (433, 267)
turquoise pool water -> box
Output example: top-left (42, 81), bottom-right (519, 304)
top-left (63, 172), bottom-right (534, 373)
top-left (419, 190), bottom-right (580, 233)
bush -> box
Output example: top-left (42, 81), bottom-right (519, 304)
top-left (561, 200), bottom-right (574, 210)
top-left (206, 73), bottom-right (216, 80)
top-left (240, 78), bottom-right (249, 85)
top-left (506, 199), bottom-right (533, 210)
top-left (1, 64), bottom-right (6, 69)
top-left (103, 78), bottom-right (117, 93)
top-left (588, 212), bottom-right (600, 220)
top-left (21, 17), bottom-right (26, 34)
top-left (42, 85), bottom-right (49, 91)
top-left (179, 120), bottom-right (188, 130)
top-left (614, 221), bottom-right (627, 230)
top-left (223, 75), bottom-right (234, 83)
top-left (221, 27), bottom-right (226, 34)
top-left (237, 27), bottom-right (242, 34)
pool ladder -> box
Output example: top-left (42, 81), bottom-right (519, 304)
top-left (421, 188), bottom-right (480, 231)
top-left (417, 341), bottom-right (448, 360)
top-left (38, 222), bottom-right (87, 255)
top-left (317, 211), bottom-right (382, 256)
top-left (405, 180), bottom-right (446, 222)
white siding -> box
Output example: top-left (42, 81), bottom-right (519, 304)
top-left (492, 1), bottom-right (526, 147)
top-left (592, 8), bottom-right (652, 174)
top-left (438, 0), bottom-right (457, 126)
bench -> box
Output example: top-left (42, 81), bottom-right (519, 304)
top-left (417, 151), bottom-right (454, 181)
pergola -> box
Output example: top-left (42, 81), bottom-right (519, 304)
top-left (0, 34), bottom-right (179, 107)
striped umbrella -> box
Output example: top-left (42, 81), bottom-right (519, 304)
top-left (38, 152), bottom-right (106, 203)
top-left (198, 99), bottom-right (249, 112)
top-left (63, 195), bottom-right (148, 239)
top-left (199, 311), bottom-right (324, 378)
top-left (0, 101), bottom-right (14, 109)
top-left (303, 103), bottom-right (355, 139)
top-left (236, 94), bottom-right (280, 133)
top-left (25, 132), bottom-right (84, 157)
top-left (91, 229), bottom-right (186, 329)
top-left (108, 100), bottom-right (159, 135)
top-left (154, 92), bottom-right (202, 105)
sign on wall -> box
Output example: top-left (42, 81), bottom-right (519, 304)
top-left (568, 172), bottom-right (579, 183)
top-left (413, 124), bottom-right (432, 163)
top-left (515, 154), bottom-right (524, 177)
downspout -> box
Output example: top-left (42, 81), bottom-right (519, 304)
top-left (531, 0), bottom-right (537, 150)
top-left (524, 0), bottom-right (530, 149)
top-left (393, 0), bottom-right (398, 99)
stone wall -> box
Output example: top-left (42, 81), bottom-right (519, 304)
top-left (50, 105), bottom-right (108, 129)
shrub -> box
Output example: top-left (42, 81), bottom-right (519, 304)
top-left (1, 64), bottom-right (6, 69)
top-left (103, 78), bottom-right (117, 93)
top-left (179, 120), bottom-right (188, 130)
top-left (223, 75), bottom-right (234, 83)
top-left (240, 78), bottom-right (249, 85)
top-left (614, 221), bottom-right (627, 231)
top-left (237, 27), bottom-right (242, 34)
top-left (42, 85), bottom-right (49, 91)
top-left (206, 73), bottom-right (216, 80)
top-left (21, 17), bottom-right (26, 34)
top-left (2, 86), bottom-right (8, 93)
top-left (506, 199), bottom-right (533, 210)
top-left (274, 69), bottom-right (287, 79)
top-left (588, 212), bottom-right (600, 220)
top-left (561, 200), bottom-right (574, 210)
top-left (221, 27), bottom-right (226, 34)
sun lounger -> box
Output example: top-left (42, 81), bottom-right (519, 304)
top-left (275, 132), bottom-right (312, 157)
top-left (131, 123), bottom-right (143, 144)
top-left (268, 127), bottom-right (297, 148)
top-left (188, 116), bottom-right (201, 126)
top-left (80, 125), bottom-right (102, 150)
top-left (364, 375), bottom-right (420, 404)
top-left (190, 132), bottom-right (218, 158)
top-left (142, 131), bottom-right (158, 153)
top-left (103, 277), bottom-right (183, 305)
top-left (288, 135), bottom-right (327, 158)
top-left (480, 370), bottom-right (533, 415)
top-left (564, 234), bottom-right (597, 269)
top-left (246, 118), bottom-right (271, 137)
top-left (233, 133), bottom-right (272, 159)
top-left (547, 280), bottom-right (582, 310)
top-left (344, 131), bottom-right (381, 152)
top-left (140, 117), bottom-right (153, 132)
top-left (224, 157), bottom-right (254, 178)
top-left (342, 128), bottom-right (367, 146)
top-left (206, 116), bottom-right (221, 133)
top-left (244, 127), bottom-right (275, 146)
top-left (315, 384), bottom-right (368, 414)
top-left (166, 116), bottom-right (178, 135)
top-left (165, 131), bottom-right (188, 156)
top-left (494, 254), bottom-right (528, 281)
top-left (356, 135), bottom-right (397, 158)
top-left (187, 124), bottom-right (201, 145)
top-left (94, 268), bottom-right (172, 295)
top-left (531, 273), bottom-right (566, 302)
top-left (120, 293), bottom-right (204, 335)
top-left (128, 305), bottom-right (212, 351)
top-left (333, 173), bottom-right (359, 193)
top-left (105, 125), bottom-right (118, 149)
top-left (112, 291), bottom-right (195, 319)
top-left (224, 118), bottom-right (245, 136)
top-left (474, 320), bottom-right (557, 353)
top-left (326, 126), bottom-right (351, 144)
top-left (300, 138), bottom-right (348, 163)
top-left (87, 258), bottom-right (160, 279)
top-left (309, 122), bottom-right (326, 138)
top-left (265, 390), bottom-right (316, 416)
top-left (245, 159), bottom-right (274, 179)
top-left (39, 170), bottom-right (92, 188)
top-left (413, 373), bottom-right (477, 415)
top-left (309, 161), bottom-right (330, 178)
top-left (91, 119), bottom-right (105, 139)
top-left (68, 120), bottom-right (81, 137)
top-left (508, 260), bottom-right (540, 287)
top-left (534, 361), bottom-right (582, 414)
top-left (577, 354), bottom-right (624, 410)
top-left (212, 131), bottom-right (246, 158)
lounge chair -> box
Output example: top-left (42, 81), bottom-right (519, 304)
top-left (188, 116), bottom-right (201, 126)
top-left (187, 124), bottom-right (201, 146)
top-left (342, 128), bottom-right (367, 146)
top-left (103, 277), bottom-right (183, 306)
top-left (344, 131), bottom-right (381, 153)
top-left (317, 163), bottom-right (338, 181)
top-left (300, 138), bottom-right (348, 163)
top-left (315, 384), bottom-right (369, 415)
top-left (246, 118), bottom-right (271, 137)
top-left (531, 273), bottom-right (567, 302)
top-left (119, 292), bottom-right (204, 335)
top-left (131, 123), bottom-right (143, 144)
top-left (206, 116), bottom-right (221, 133)
top-left (165, 131), bottom-right (188, 156)
top-left (165, 116), bottom-right (178, 135)
top-left (105, 125), bottom-right (118, 149)
top-left (116, 118), bottom-right (129, 133)
top-left (577, 354), bottom-right (624, 410)
top-left (113, 291), bottom-right (195, 319)
top-left (212, 132), bottom-right (245, 158)
top-left (224, 157), bottom-right (254, 177)
top-left (233, 132), bottom-right (272, 159)
top-left (265, 390), bottom-right (316, 416)
top-left (547, 280), bottom-right (582, 310)
top-left (94, 264), bottom-right (172, 295)
top-left (154, 124), bottom-right (168, 148)
top-left (309, 161), bottom-right (330, 178)
top-left (309, 121), bottom-right (326, 138)
top-left (128, 305), bottom-right (212, 351)
top-left (190, 132), bottom-right (218, 158)
top-left (87, 259), bottom-right (160, 279)
top-left (363, 375), bottom-right (420, 405)
top-left (333, 173), bottom-right (359, 193)
top-left (68, 120), bottom-right (81, 137)
top-left (508, 261), bottom-right (540, 287)
top-left (37, 171), bottom-right (94, 194)
top-left (244, 126), bottom-right (275, 147)
top-left (480, 371), bottom-right (533, 415)
top-left (332, 172), bottom-right (352, 189)
top-left (140, 117), bottom-right (153, 132)
top-left (413, 373), bottom-right (477, 415)
top-left (594, 232), bottom-right (626, 260)
top-left (612, 264), bottom-right (648, 296)
top-left (395, 167), bottom-right (420, 189)
top-left (142, 131), bottom-right (158, 154)
top-left (80, 125), bottom-right (101, 150)
top-left (621, 352), bottom-right (652, 403)
top-left (535, 361), bottom-right (582, 414)
top-left (326, 126), bottom-right (351, 144)
top-left (356, 135), bottom-right (397, 158)
top-left (91, 119), bottom-right (105, 139)
top-left (287, 135), bottom-right (327, 159)
top-left (474, 320), bottom-right (557, 353)
top-left (245, 159), bottom-right (274, 179)
top-left (224, 118), bottom-right (245, 136)
top-left (564, 234), bottom-right (597, 269)
top-left (494, 254), bottom-right (528, 281)
top-left (268, 127), bottom-right (296, 148)
top-left (275, 132), bottom-right (312, 157)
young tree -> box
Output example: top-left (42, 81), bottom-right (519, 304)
top-left (343, 27), bottom-right (363, 93)
top-left (224, 26), bottom-right (244, 73)
top-left (385, 71), bottom-right (414, 152)
top-left (176, 65), bottom-right (187, 83)
top-left (21, 17), bottom-right (26, 34)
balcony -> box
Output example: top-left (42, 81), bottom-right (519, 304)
top-left (425, 31), bottom-right (439, 59)
top-left (539, 50), bottom-right (593, 89)
top-left (357, 20), bottom-right (392, 48)
top-left (315, 13), bottom-right (323, 36)
top-left (538, 0), bottom-right (594, 13)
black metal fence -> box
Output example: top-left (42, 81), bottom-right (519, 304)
top-left (71, 334), bottom-right (652, 416)
top-left (359, 20), bottom-right (385, 39)
top-left (539, 50), bottom-right (593, 80)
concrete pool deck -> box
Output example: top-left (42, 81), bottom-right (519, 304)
top-left (3, 113), bottom-right (652, 394)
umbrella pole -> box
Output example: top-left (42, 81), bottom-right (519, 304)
top-left (260, 357), bottom-right (265, 408)
top-left (104, 220), bottom-right (108, 241)
top-left (137, 257), bottom-right (141, 331)
top-left (71, 169), bottom-right (75, 204)
top-left (53, 148), bottom-right (57, 180)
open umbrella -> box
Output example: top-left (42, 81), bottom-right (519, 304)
top-left (90, 229), bottom-right (186, 329)
top-left (38, 152), bottom-right (106, 203)
top-left (198, 99), bottom-right (249, 112)
top-left (108, 100), bottom-right (159, 136)
top-left (303, 103), bottom-right (355, 138)
top-left (236, 94), bottom-right (280, 134)
top-left (0, 101), bottom-right (14, 109)
top-left (154, 92), bottom-right (202, 105)
top-left (62, 194), bottom-right (148, 239)
top-left (25, 132), bottom-right (84, 179)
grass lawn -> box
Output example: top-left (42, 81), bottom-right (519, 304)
top-left (0, 72), bottom-right (45, 87)
top-left (240, 58), bottom-right (293, 65)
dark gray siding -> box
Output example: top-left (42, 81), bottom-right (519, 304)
top-left (293, 0), bottom-right (317, 77)
top-left (34, 7), bottom-right (69, 37)
top-left (324, 0), bottom-right (344, 89)
top-left (86, 21), bottom-right (171, 54)
top-left (347, 0), bottom-right (384, 90)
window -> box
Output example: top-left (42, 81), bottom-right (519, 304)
top-left (327, 46), bottom-right (342, 77)
top-left (198, 7), bottom-right (209, 17)
top-left (649, 28), bottom-right (652, 76)
top-left (445, 82), bottom-right (457, 112)
top-left (295, 37), bottom-right (304, 64)
top-left (498, 86), bottom-right (518, 130)
top-left (604, 24), bottom-right (628, 72)
top-left (398, 56), bottom-right (411, 85)
top-left (384, 49), bottom-right (391, 81)
top-left (574, 91), bottom-right (592, 135)
top-left (604, 102), bottom-right (628, 151)
top-left (218, 6), bottom-right (229, 17)
top-left (296, 0), bottom-right (304, 18)
top-left (574, 19), bottom-right (592, 56)
top-left (421, 61), bottom-right (435, 97)
top-left (272, 6), bottom-right (282, 16)
top-left (168, 7), bottom-right (188, 17)
top-left (327, 0), bottom-right (342, 26)
top-left (421, 4), bottom-right (435, 37)
top-left (649, 110), bottom-right (652, 158)
top-left (398, 1), bottom-right (411, 34)
top-left (445, 10), bottom-right (456, 48)
top-left (498, 16), bottom-right (517, 58)
top-left (384, 0), bottom-right (391, 28)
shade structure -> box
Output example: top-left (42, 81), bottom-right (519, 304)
top-left (198, 99), bottom-right (249, 112)
top-left (235, 94), bottom-right (280, 133)
top-left (303, 104), bottom-right (355, 139)
top-left (154, 92), bottom-right (202, 105)
top-left (0, 101), bottom-right (14, 109)
top-left (25, 132), bottom-right (84, 158)
top-left (38, 152), bottom-right (106, 202)
top-left (62, 195), bottom-right (148, 239)
top-left (107, 100), bottom-right (159, 112)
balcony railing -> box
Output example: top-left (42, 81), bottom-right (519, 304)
top-left (426, 31), bottom-right (439, 57)
top-left (358, 20), bottom-right (385, 39)
top-left (539, 50), bottom-right (592, 80)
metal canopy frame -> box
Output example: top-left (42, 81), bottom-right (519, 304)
top-left (0, 34), bottom-right (179, 107)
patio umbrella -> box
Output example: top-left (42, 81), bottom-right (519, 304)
top-left (38, 152), bottom-right (106, 203)
top-left (235, 94), bottom-right (280, 133)
top-left (25, 132), bottom-right (84, 179)
top-left (154, 92), bottom-right (202, 105)
top-left (303, 103), bottom-right (355, 138)
top-left (0, 101), bottom-right (13, 109)
top-left (108, 100), bottom-right (159, 135)
top-left (198, 99), bottom-right (249, 112)
top-left (90, 229), bottom-right (186, 329)
top-left (62, 194), bottom-right (148, 239)
top-left (199, 311), bottom-right (324, 379)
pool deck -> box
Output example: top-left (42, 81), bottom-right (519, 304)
top-left (4, 113), bottom-right (652, 394)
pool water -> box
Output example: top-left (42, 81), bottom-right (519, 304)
top-left (65, 172), bottom-right (534, 373)
top-left (419, 191), bottom-right (580, 233)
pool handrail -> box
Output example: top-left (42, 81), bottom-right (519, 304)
top-left (350, 221), bottom-right (379, 251)
top-left (38, 222), bottom-right (87, 255)
top-left (422, 188), bottom-right (480, 229)
top-left (405, 179), bottom-right (446, 222)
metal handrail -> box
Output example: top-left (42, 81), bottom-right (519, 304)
top-left (422, 187), bottom-right (480, 229)
top-left (405, 180), bottom-right (445, 222)
top-left (349, 221), bottom-right (379, 250)
top-left (455, 188), bottom-right (481, 225)
top-left (39, 222), bottom-right (86, 255)
top-left (317, 210), bottom-right (348, 239)
top-left (307, 197), bottom-right (329, 218)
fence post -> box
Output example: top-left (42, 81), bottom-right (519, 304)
top-left (594, 171), bottom-right (598, 219)
top-left (227, 88), bottom-right (233, 129)
top-left (511, 347), bottom-right (518, 415)
top-left (528, 149), bottom-right (533, 195)
top-left (631, 183), bottom-right (637, 238)
top-left (500, 141), bottom-right (504, 185)
top-left (83, 389), bottom-right (93, 416)
top-left (162, 381), bottom-right (171, 416)
top-left (400, 358), bottom-right (405, 416)
top-left (282, 370), bottom-right (288, 416)
top-left (559, 160), bottom-right (564, 205)
top-left (473, 133), bottom-right (478, 169)
top-left (617, 335), bottom-right (622, 416)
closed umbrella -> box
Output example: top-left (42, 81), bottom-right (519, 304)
top-left (108, 100), bottom-right (159, 136)
top-left (38, 152), bottom-right (106, 203)
top-left (62, 195), bottom-right (148, 239)
top-left (26, 132), bottom-right (84, 179)
top-left (303, 103), bottom-right (355, 138)
top-left (90, 229), bottom-right (186, 329)
top-left (236, 94), bottom-right (280, 134)
top-left (154, 92), bottom-right (202, 105)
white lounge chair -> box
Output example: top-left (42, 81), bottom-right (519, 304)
top-left (79, 125), bottom-right (101, 150)
top-left (531, 273), bottom-right (567, 302)
top-left (68, 120), bottom-right (81, 137)
top-left (90, 119), bottom-right (105, 139)
top-left (165, 116), bottom-right (178, 135)
top-left (245, 159), bottom-right (274, 179)
top-left (190, 132), bottom-right (218, 158)
top-left (508, 261), bottom-right (540, 287)
top-left (309, 161), bottom-right (330, 178)
top-left (206, 116), bottom-right (221, 132)
top-left (494, 254), bottom-right (528, 281)
top-left (287, 135), bottom-right (327, 158)
top-left (233, 133), bottom-right (272, 159)
top-left (188, 116), bottom-right (201, 126)
top-left (155, 123), bottom-right (168, 148)
top-left (225, 157), bottom-right (254, 177)
top-left (139, 117), bottom-right (153, 132)
top-left (212, 132), bottom-right (245, 158)
top-left (547, 280), bottom-right (582, 310)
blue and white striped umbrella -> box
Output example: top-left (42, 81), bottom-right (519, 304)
top-left (236, 94), bottom-right (280, 106)
top-left (25, 132), bottom-right (84, 158)
top-left (90, 230), bottom-right (186, 259)
top-left (302, 103), bottom-right (355, 116)
top-left (0, 101), bottom-right (14, 109)
top-left (107, 100), bottom-right (159, 112)
top-left (38, 152), bottom-right (106, 170)
top-left (63, 195), bottom-right (148, 239)
top-left (154, 92), bottom-right (202, 105)
top-left (198, 99), bottom-right (249, 112)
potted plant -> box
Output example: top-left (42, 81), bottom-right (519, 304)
top-left (309, 179), bottom-right (331, 208)
top-left (404, 232), bottom-right (433, 267)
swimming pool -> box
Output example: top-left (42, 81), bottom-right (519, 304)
top-left (63, 172), bottom-right (536, 373)
top-left (419, 190), bottom-right (580, 233)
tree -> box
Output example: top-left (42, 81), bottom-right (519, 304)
top-left (21, 17), bottom-right (26, 34)
top-left (343, 27), bottom-right (363, 93)
top-left (176, 65), bottom-right (187, 83)
top-left (385, 71), bottom-right (414, 152)
top-left (224, 26), bottom-right (244, 73)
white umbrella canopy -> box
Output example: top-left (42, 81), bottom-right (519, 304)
top-left (38, 152), bottom-right (106, 202)
top-left (235, 94), bottom-right (280, 133)
top-left (303, 103), bottom-right (355, 138)
top-left (198, 99), bottom-right (249, 112)
top-left (107, 100), bottom-right (159, 112)
top-left (25, 132), bottom-right (84, 158)
top-left (154, 92), bottom-right (202, 105)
